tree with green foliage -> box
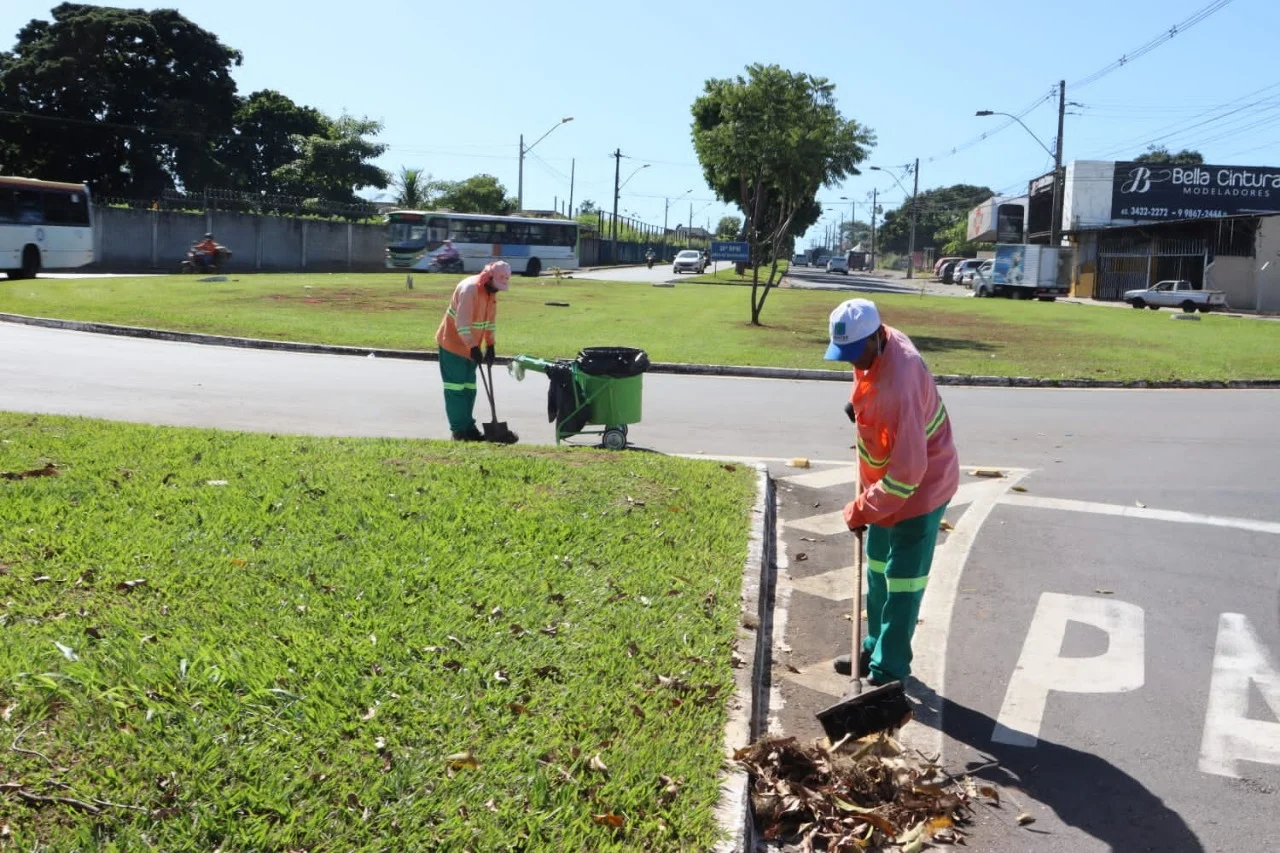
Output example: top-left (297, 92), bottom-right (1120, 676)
top-left (390, 167), bottom-right (435, 209)
top-left (1134, 145), bottom-right (1204, 165)
top-left (692, 63), bottom-right (873, 324)
top-left (433, 174), bottom-right (515, 214)
top-left (272, 114), bottom-right (388, 204)
top-left (840, 219), bottom-right (872, 248)
top-left (875, 184), bottom-right (992, 255)
top-left (578, 199), bottom-right (598, 215)
top-left (0, 3), bottom-right (242, 196)
top-left (715, 215), bottom-right (742, 240)
top-left (934, 217), bottom-right (991, 257)
top-left (218, 89), bottom-right (327, 195)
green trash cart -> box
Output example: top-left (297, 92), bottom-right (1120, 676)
top-left (509, 347), bottom-right (649, 449)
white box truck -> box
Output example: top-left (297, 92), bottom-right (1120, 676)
top-left (972, 244), bottom-right (1069, 301)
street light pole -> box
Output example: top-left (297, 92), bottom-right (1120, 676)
top-left (517, 116), bottom-right (574, 212)
top-left (870, 165), bottom-right (918, 279)
top-left (975, 96), bottom-right (1064, 245)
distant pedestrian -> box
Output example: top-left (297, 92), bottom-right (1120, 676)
top-left (435, 261), bottom-right (510, 441)
top-left (824, 298), bottom-right (959, 685)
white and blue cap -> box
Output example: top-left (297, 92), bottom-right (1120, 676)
top-left (824, 298), bottom-right (881, 362)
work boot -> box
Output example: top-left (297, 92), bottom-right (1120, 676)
top-left (832, 648), bottom-right (872, 678)
top-left (452, 426), bottom-right (484, 442)
top-left (485, 430), bottom-right (520, 445)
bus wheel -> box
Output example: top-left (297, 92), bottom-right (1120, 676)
top-left (16, 245), bottom-right (40, 280)
top-left (525, 258), bottom-right (542, 278)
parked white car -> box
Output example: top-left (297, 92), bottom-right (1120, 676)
top-left (952, 258), bottom-right (985, 288)
top-left (1124, 280), bottom-right (1227, 313)
top-left (826, 256), bottom-right (849, 275)
top-left (672, 249), bottom-right (707, 274)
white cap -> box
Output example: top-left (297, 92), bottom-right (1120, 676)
top-left (824, 298), bottom-right (881, 362)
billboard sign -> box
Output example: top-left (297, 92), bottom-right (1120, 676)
top-left (710, 240), bottom-right (749, 262)
top-left (1111, 161), bottom-right (1280, 221)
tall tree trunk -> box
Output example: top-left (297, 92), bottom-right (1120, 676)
top-left (750, 260), bottom-right (763, 325)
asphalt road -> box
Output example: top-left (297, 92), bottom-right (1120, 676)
top-left (784, 265), bottom-right (965, 297)
top-left (3, 323), bottom-right (1278, 849)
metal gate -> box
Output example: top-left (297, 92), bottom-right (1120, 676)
top-left (1095, 235), bottom-right (1207, 301)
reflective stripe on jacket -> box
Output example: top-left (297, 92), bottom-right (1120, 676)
top-left (436, 275), bottom-right (496, 358)
top-left (850, 326), bottom-right (959, 527)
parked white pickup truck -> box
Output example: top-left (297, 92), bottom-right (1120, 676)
top-left (1124, 280), bottom-right (1227, 313)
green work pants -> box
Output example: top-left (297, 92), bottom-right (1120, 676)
top-left (439, 349), bottom-right (478, 433)
top-left (862, 502), bottom-right (949, 683)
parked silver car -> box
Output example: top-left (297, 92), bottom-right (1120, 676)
top-left (825, 256), bottom-right (849, 275)
top-left (672, 249), bottom-right (708, 274)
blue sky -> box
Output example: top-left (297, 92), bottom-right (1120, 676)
top-left (3, 0), bottom-right (1273, 246)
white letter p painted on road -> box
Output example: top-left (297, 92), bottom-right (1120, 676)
top-left (1199, 613), bottom-right (1280, 778)
top-left (992, 592), bottom-right (1145, 748)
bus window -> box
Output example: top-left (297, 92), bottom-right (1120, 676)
top-left (427, 217), bottom-right (449, 244)
top-left (507, 222), bottom-right (529, 244)
top-left (44, 190), bottom-right (91, 226)
top-left (525, 222), bottom-right (544, 244)
top-left (490, 221), bottom-right (508, 244)
top-left (16, 190), bottom-right (43, 224)
top-left (0, 190), bottom-right (15, 224)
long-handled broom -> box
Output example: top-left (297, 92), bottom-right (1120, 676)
top-left (815, 517), bottom-right (912, 742)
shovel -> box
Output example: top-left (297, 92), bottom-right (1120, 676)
top-left (477, 360), bottom-right (518, 444)
top-left (816, 497), bottom-right (911, 742)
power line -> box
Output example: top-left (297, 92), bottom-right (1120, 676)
top-left (1069, 0), bottom-right (1238, 90)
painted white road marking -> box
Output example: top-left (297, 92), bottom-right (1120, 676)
top-left (782, 466), bottom-right (858, 490)
top-left (992, 592), bottom-right (1145, 748)
top-left (900, 467), bottom-right (1033, 756)
top-left (790, 566), bottom-right (856, 602)
top-left (1000, 494), bottom-right (1280, 536)
top-left (1199, 613), bottom-right (1280, 778)
top-left (786, 511), bottom-right (849, 536)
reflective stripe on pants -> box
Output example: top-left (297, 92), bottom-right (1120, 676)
top-left (862, 501), bottom-right (949, 683)
top-left (439, 348), bottom-right (477, 433)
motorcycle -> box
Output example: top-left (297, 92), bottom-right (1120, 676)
top-left (645, 255), bottom-right (655, 269)
top-left (425, 253), bottom-right (465, 274)
top-left (181, 244), bottom-right (232, 274)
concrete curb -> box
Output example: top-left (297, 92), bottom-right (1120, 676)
top-left (3, 311), bottom-right (1278, 389)
top-left (714, 465), bottom-right (775, 853)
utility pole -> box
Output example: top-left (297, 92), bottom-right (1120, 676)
top-left (568, 158), bottom-right (575, 220)
top-left (517, 134), bottom-right (524, 212)
top-left (1051, 79), bottom-right (1065, 247)
top-left (906, 158), bottom-right (920, 280)
top-left (611, 149), bottom-right (622, 262)
top-left (689, 202), bottom-right (694, 247)
top-left (870, 188), bottom-right (878, 269)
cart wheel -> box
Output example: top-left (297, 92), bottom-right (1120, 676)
top-left (602, 428), bottom-right (627, 451)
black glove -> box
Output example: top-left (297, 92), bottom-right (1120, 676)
top-left (484, 345), bottom-right (495, 367)
top-left (844, 401), bottom-right (857, 423)
top-left (470, 346), bottom-right (484, 364)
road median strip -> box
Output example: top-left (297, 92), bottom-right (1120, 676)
top-left (5, 311), bottom-right (1277, 390)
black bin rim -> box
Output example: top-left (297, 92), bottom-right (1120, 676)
top-left (576, 346), bottom-right (650, 378)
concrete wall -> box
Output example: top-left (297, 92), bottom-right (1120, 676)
top-left (1204, 216), bottom-right (1280, 312)
top-left (92, 206), bottom-right (387, 273)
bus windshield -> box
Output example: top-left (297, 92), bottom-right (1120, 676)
top-left (386, 213), bottom-right (448, 249)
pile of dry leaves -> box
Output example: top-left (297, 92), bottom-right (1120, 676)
top-left (737, 734), bottom-right (988, 851)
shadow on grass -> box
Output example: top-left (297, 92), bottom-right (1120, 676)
top-left (909, 335), bottom-right (999, 354)
top-left (926, 696), bottom-right (1205, 851)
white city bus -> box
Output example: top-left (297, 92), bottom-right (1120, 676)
top-left (385, 210), bottom-right (579, 277)
top-left (1, 176), bottom-right (95, 279)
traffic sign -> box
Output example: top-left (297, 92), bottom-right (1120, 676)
top-left (710, 241), bottom-right (749, 262)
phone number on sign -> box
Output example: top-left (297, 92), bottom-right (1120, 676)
top-left (1119, 206), bottom-right (1227, 219)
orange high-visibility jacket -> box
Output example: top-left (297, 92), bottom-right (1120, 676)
top-left (436, 274), bottom-right (496, 359)
top-left (844, 326), bottom-right (959, 529)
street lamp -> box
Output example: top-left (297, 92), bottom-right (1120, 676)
top-left (976, 108), bottom-right (1060, 246)
top-left (664, 189), bottom-right (693, 235)
top-left (517, 116), bottom-right (574, 211)
top-left (871, 162), bottom-right (920, 280)
top-left (839, 195), bottom-right (857, 249)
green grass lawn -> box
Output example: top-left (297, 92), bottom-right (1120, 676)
top-left (0, 413), bottom-right (755, 851)
top-left (3, 272), bottom-right (1278, 380)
